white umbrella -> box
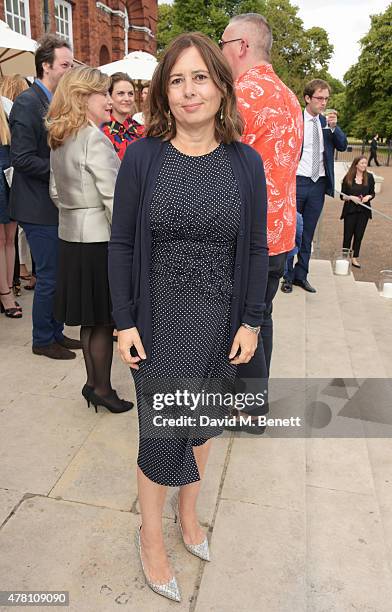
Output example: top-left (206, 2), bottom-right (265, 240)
top-left (0, 19), bottom-right (36, 77)
top-left (99, 50), bottom-right (157, 81)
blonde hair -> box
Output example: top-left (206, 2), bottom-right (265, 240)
top-left (0, 75), bottom-right (29, 102)
top-left (0, 100), bottom-right (10, 145)
top-left (46, 66), bottom-right (110, 149)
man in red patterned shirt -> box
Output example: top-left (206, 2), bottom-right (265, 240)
top-left (221, 12), bottom-right (303, 377)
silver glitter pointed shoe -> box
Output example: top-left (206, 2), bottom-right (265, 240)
top-left (134, 527), bottom-right (181, 603)
top-left (170, 494), bottom-right (210, 562)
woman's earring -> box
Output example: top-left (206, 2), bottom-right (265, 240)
top-left (220, 106), bottom-right (224, 123)
top-left (167, 109), bottom-right (172, 130)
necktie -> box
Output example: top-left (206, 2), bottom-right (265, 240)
top-left (311, 117), bottom-right (320, 182)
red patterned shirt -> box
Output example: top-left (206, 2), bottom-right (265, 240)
top-left (236, 64), bottom-right (303, 255)
top-left (102, 114), bottom-right (144, 160)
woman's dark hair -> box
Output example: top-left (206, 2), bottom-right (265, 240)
top-left (145, 32), bottom-right (243, 143)
top-left (343, 156), bottom-right (368, 187)
top-left (35, 34), bottom-right (72, 79)
top-left (108, 72), bottom-right (134, 95)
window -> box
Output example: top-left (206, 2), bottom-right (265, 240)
top-left (55, 0), bottom-right (73, 45)
top-left (4, 0), bottom-right (31, 37)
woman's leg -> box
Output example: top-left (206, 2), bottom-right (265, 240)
top-left (0, 225), bottom-right (9, 294)
top-left (352, 215), bottom-right (369, 258)
top-left (4, 222), bottom-right (17, 288)
top-left (18, 226), bottom-right (30, 278)
top-left (0, 224), bottom-right (18, 309)
top-left (80, 326), bottom-right (94, 387)
top-left (343, 215), bottom-right (355, 251)
top-left (137, 466), bottom-right (173, 583)
top-left (88, 324), bottom-right (114, 395)
top-left (178, 439), bottom-right (212, 544)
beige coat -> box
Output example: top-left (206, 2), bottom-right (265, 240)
top-left (50, 122), bottom-right (120, 243)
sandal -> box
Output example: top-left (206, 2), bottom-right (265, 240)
top-left (24, 275), bottom-right (36, 290)
top-left (10, 287), bottom-right (22, 309)
top-left (0, 291), bottom-right (23, 319)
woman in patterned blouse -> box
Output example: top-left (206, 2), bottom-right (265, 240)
top-left (102, 72), bottom-right (144, 160)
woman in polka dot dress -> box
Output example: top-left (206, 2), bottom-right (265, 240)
top-left (109, 33), bottom-right (268, 602)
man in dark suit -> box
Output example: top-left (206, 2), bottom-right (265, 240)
top-left (368, 134), bottom-right (380, 166)
top-left (9, 34), bottom-right (81, 359)
top-left (282, 78), bottom-right (347, 293)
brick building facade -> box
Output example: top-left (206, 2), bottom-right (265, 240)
top-left (0, 0), bottom-right (157, 67)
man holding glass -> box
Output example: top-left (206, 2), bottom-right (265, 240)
top-left (282, 79), bottom-right (347, 293)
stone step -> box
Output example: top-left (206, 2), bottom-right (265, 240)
top-left (356, 281), bottom-right (392, 377)
top-left (272, 278), bottom-right (306, 378)
top-left (333, 272), bottom-right (387, 377)
top-left (304, 259), bottom-right (353, 378)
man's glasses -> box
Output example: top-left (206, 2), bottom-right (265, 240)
top-left (218, 38), bottom-right (243, 49)
top-left (311, 96), bottom-right (330, 102)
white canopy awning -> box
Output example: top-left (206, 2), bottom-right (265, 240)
top-left (99, 50), bottom-right (157, 81)
top-left (0, 19), bottom-right (36, 77)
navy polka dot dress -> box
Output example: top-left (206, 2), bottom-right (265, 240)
top-left (133, 143), bottom-right (241, 486)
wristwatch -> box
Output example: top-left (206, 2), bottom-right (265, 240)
top-left (241, 322), bottom-right (260, 335)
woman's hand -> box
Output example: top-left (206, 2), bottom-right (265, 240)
top-left (117, 327), bottom-right (146, 370)
top-left (228, 326), bottom-right (259, 365)
top-left (350, 196), bottom-right (362, 205)
top-left (362, 195), bottom-right (372, 203)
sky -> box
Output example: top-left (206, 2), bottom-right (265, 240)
top-left (293, 0), bottom-right (391, 81)
top-left (158, 0), bottom-right (391, 82)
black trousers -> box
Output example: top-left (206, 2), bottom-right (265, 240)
top-left (368, 151), bottom-right (380, 166)
top-left (234, 253), bottom-right (286, 416)
top-left (343, 213), bottom-right (369, 257)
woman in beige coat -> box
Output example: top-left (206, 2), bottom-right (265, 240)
top-left (46, 66), bottom-right (132, 414)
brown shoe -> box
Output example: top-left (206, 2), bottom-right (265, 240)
top-left (56, 335), bottom-right (82, 350)
top-left (32, 342), bottom-right (76, 360)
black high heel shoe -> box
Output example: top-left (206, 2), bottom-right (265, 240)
top-left (82, 384), bottom-right (94, 407)
top-left (9, 287), bottom-right (22, 310)
top-left (89, 390), bottom-right (134, 414)
top-left (0, 291), bottom-right (23, 318)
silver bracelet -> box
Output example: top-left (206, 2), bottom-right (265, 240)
top-left (241, 322), bottom-right (260, 335)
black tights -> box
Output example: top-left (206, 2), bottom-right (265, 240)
top-left (80, 325), bottom-right (114, 396)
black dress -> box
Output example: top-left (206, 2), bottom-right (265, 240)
top-left (133, 143), bottom-right (241, 486)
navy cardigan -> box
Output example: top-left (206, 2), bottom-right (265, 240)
top-left (108, 137), bottom-right (269, 362)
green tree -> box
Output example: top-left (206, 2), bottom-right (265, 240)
top-left (157, 4), bottom-right (178, 56)
top-left (343, 4), bottom-right (392, 139)
top-left (156, 0), bottom-right (334, 99)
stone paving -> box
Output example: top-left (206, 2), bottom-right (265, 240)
top-left (1, 259), bottom-right (392, 611)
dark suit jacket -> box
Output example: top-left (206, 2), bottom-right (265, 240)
top-left (9, 82), bottom-right (58, 225)
top-left (108, 137), bottom-right (269, 362)
top-left (370, 138), bottom-right (378, 152)
top-left (300, 113), bottom-right (348, 197)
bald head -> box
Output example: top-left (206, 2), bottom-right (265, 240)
top-left (221, 13), bottom-right (273, 79)
top-left (229, 13), bottom-right (273, 62)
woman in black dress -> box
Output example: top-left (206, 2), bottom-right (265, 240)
top-left (109, 33), bottom-right (268, 602)
top-left (340, 155), bottom-right (375, 268)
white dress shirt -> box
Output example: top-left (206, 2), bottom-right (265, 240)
top-left (297, 109), bottom-right (325, 178)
